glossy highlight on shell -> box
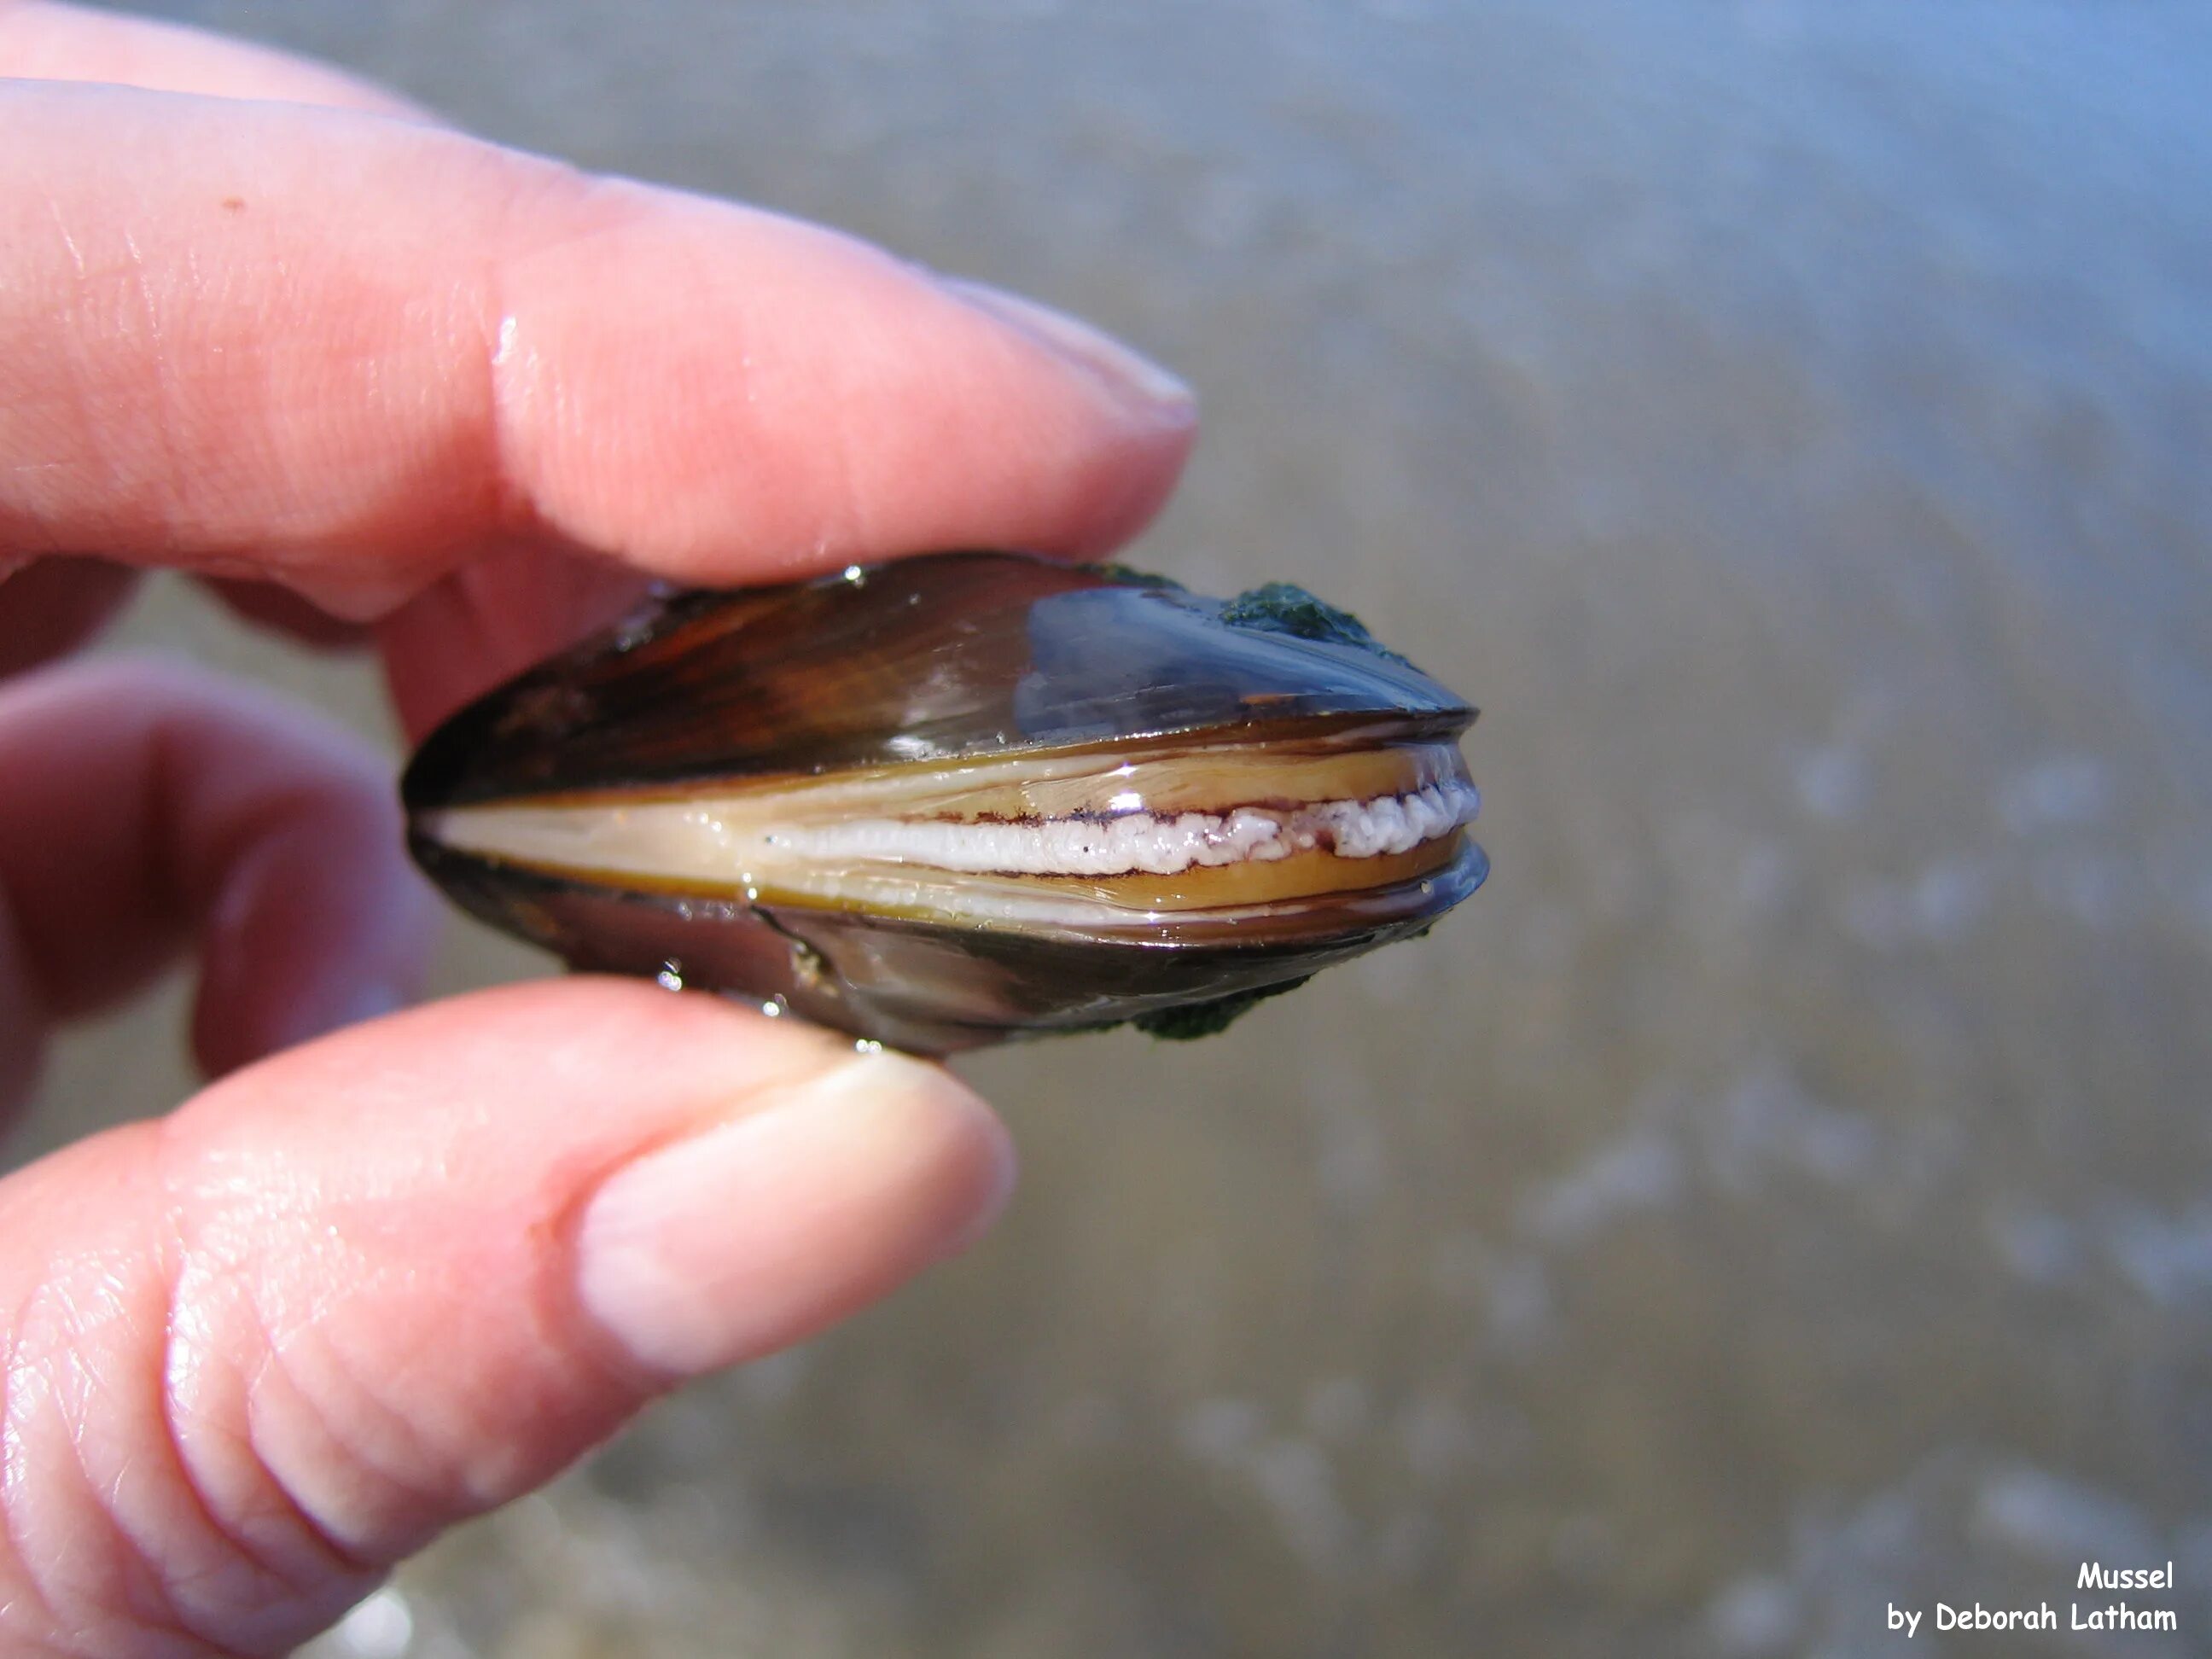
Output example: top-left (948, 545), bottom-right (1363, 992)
top-left (403, 552), bottom-right (1486, 1054)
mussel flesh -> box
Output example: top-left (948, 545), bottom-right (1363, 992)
top-left (403, 552), bottom-right (1485, 1054)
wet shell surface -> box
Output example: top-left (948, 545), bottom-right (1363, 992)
top-left (403, 551), bottom-right (1486, 1054)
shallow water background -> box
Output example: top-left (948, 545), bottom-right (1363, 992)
top-left (18, 3), bottom-right (2212, 1654)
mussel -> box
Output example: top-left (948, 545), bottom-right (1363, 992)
top-left (403, 552), bottom-right (1484, 1054)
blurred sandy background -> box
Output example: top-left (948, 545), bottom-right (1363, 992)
top-left (15, 3), bottom-right (2212, 1655)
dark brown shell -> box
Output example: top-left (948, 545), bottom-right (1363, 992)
top-left (405, 555), bottom-right (1470, 805)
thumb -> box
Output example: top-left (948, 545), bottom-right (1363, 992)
top-left (0, 980), bottom-right (1013, 1657)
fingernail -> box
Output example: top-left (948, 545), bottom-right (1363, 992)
top-left (947, 279), bottom-right (1194, 415)
top-left (575, 1050), bottom-right (1016, 1377)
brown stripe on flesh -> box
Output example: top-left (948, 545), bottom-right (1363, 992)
top-left (457, 827), bottom-right (1466, 917)
top-left (427, 719), bottom-right (1460, 816)
top-left (1021, 834), bottom-right (1465, 910)
top-left (915, 742), bottom-right (1456, 824)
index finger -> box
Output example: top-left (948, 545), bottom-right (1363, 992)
top-left (0, 79), bottom-right (1196, 618)
top-left (0, 0), bottom-right (428, 114)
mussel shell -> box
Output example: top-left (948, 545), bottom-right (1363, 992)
top-left (404, 552), bottom-right (1485, 1053)
top-left (405, 554), bottom-right (1470, 806)
top-left (408, 846), bottom-right (1480, 1055)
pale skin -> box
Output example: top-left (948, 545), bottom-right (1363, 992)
top-left (0, 5), bottom-right (1197, 1653)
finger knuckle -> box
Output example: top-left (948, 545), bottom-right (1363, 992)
top-left (0, 1130), bottom-right (376, 1656)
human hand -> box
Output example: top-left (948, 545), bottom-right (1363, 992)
top-left (0, 5), bottom-right (1195, 1652)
